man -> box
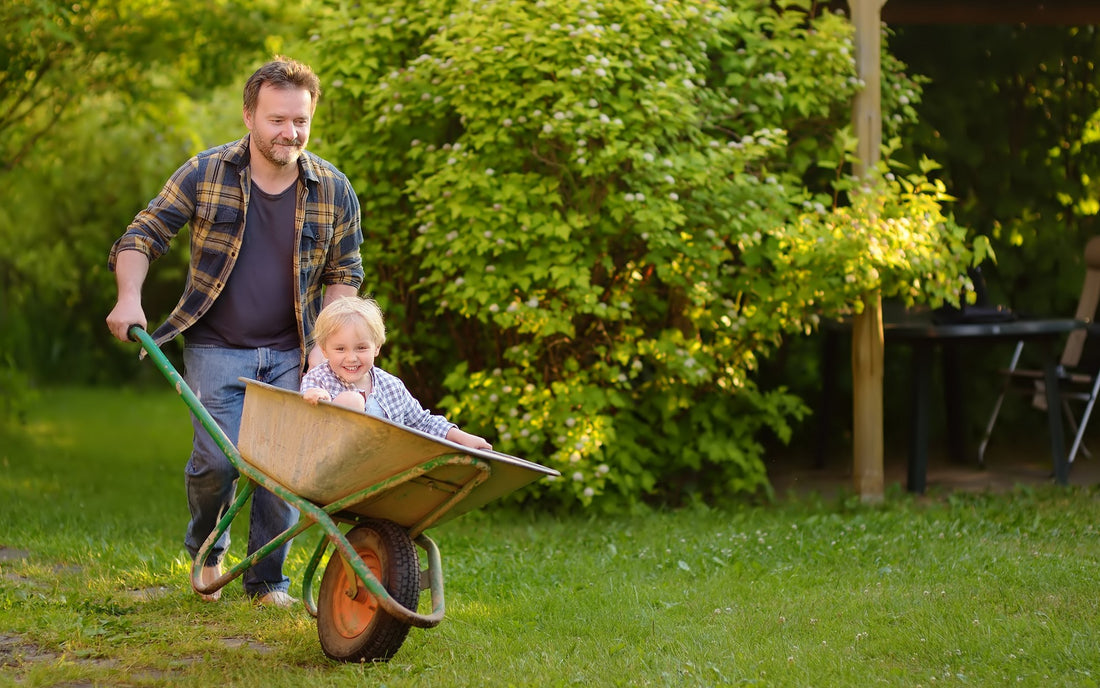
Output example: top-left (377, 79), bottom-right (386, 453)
top-left (106, 56), bottom-right (364, 607)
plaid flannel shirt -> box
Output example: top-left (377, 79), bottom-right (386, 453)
top-left (301, 363), bottom-right (456, 438)
top-left (107, 135), bottom-right (364, 363)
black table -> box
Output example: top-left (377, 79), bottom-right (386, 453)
top-left (819, 318), bottom-right (1085, 493)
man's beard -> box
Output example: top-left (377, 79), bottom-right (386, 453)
top-left (257, 135), bottom-right (304, 167)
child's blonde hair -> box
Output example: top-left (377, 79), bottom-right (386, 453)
top-left (312, 296), bottom-right (386, 349)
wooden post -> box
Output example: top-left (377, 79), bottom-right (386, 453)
top-left (848, 0), bottom-right (887, 502)
top-left (851, 295), bottom-right (884, 500)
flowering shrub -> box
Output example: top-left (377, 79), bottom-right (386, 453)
top-left (308, 0), bottom-right (982, 508)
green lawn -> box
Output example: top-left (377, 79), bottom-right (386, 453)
top-left (1, 388), bottom-right (1099, 687)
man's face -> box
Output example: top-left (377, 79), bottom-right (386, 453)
top-left (244, 83), bottom-right (314, 168)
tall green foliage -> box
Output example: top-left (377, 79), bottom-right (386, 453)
top-left (0, 0), bottom-right (308, 407)
top-left (0, 0), bottom-right (304, 171)
top-left (308, 0), bottom-right (981, 508)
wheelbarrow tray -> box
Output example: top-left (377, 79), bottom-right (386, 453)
top-left (237, 379), bottom-right (555, 529)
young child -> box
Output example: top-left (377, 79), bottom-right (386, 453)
top-left (301, 296), bottom-right (492, 450)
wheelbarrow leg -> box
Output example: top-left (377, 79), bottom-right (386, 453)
top-left (191, 480), bottom-right (256, 598)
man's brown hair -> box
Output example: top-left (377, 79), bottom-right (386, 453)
top-left (243, 55), bottom-right (321, 114)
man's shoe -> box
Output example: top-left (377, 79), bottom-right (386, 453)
top-left (197, 564), bottom-right (222, 602)
top-left (255, 590), bottom-right (298, 608)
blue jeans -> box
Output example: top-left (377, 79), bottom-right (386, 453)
top-left (183, 345), bottom-right (302, 597)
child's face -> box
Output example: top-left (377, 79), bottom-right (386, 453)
top-left (321, 322), bottom-right (379, 385)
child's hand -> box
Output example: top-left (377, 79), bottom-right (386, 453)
top-left (303, 388), bottom-right (331, 406)
top-left (446, 427), bottom-right (493, 451)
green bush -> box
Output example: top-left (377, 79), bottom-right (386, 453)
top-left (309, 0), bottom-right (981, 509)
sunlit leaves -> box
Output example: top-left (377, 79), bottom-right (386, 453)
top-left (311, 0), bottom-right (975, 509)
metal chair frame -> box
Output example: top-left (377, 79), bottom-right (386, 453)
top-left (978, 236), bottom-right (1100, 466)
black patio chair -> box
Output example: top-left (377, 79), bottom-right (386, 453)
top-left (977, 236), bottom-right (1100, 467)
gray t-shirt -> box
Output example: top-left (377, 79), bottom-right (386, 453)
top-left (187, 182), bottom-right (298, 350)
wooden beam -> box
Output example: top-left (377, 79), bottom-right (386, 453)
top-left (828, 0), bottom-right (1100, 25)
top-left (884, 1), bottom-right (1100, 25)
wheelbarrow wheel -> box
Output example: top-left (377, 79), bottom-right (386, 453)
top-left (317, 519), bottom-right (420, 663)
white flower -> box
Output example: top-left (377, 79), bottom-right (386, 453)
top-left (572, 472), bottom-right (584, 481)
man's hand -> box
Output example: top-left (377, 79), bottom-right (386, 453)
top-left (106, 300), bottom-right (147, 342)
top-left (106, 250), bottom-right (150, 342)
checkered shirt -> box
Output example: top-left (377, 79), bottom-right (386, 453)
top-left (107, 134), bottom-right (364, 362)
top-left (300, 362), bottom-right (455, 438)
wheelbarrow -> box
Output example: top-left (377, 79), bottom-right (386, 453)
top-left (129, 326), bottom-right (559, 662)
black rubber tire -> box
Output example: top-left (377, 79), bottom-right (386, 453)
top-left (316, 520), bottom-right (420, 662)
